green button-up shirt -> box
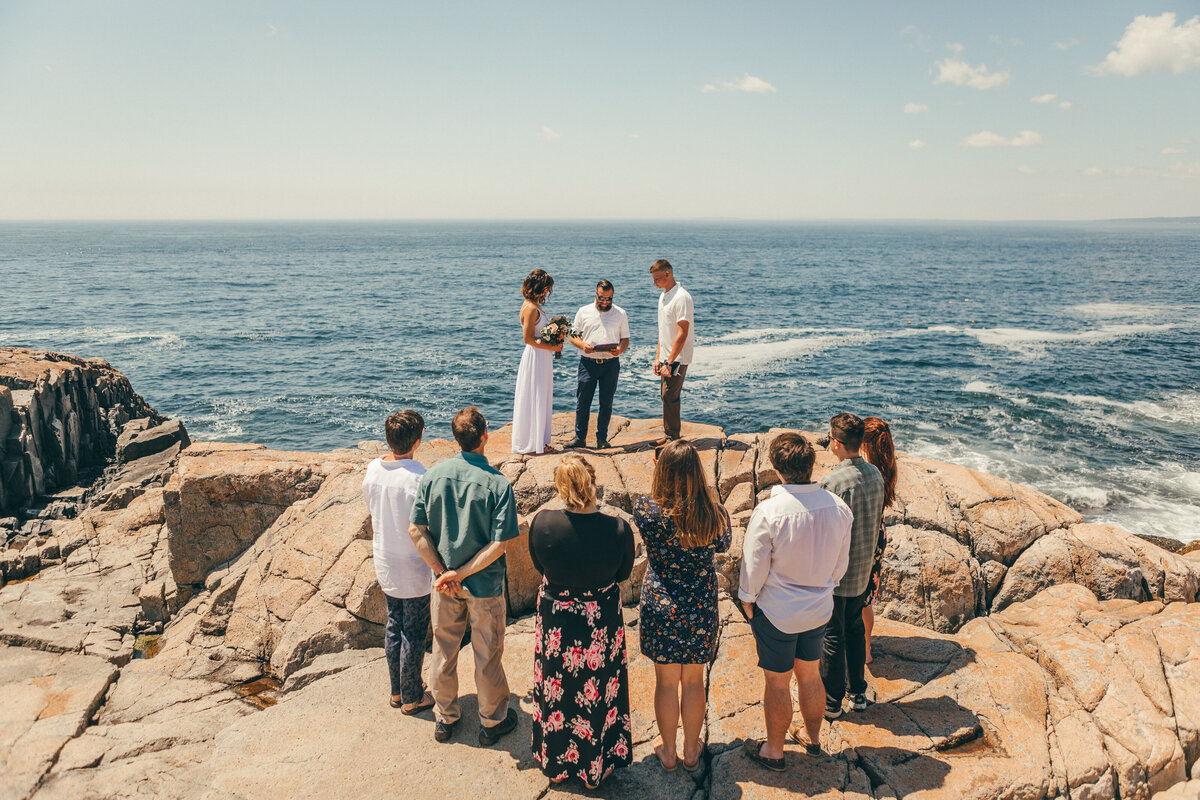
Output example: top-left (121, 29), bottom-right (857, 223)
top-left (820, 456), bottom-right (885, 598)
top-left (409, 451), bottom-right (520, 599)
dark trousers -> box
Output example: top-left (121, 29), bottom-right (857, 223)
top-left (575, 357), bottom-right (620, 441)
top-left (660, 364), bottom-right (688, 439)
top-left (820, 591), bottom-right (868, 708)
top-left (385, 593), bottom-right (431, 703)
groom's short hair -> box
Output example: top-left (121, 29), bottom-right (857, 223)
top-left (452, 407), bottom-right (487, 451)
top-left (769, 433), bottom-right (815, 485)
top-left (649, 259), bottom-right (673, 274)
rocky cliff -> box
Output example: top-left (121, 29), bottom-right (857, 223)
top-left (1, 350), bottom-right (1198, 800)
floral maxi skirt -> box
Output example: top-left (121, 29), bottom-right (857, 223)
top-left (532, 581), bottom-right (632, 787)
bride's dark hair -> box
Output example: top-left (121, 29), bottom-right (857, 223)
top-left (522, 269), bottom-right (554, 303)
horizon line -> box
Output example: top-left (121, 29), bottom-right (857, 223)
top-left (2, 216), bottom-right (1198, 224)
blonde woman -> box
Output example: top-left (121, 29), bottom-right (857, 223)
top-left (528, 455), bottom-right (635, 789)
top-left (633, 440), bottom-right (731, 772)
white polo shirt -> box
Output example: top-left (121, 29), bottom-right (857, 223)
top-left (572, 303), bottom-right (630, 361)
top-left (657, 284), bottom-right (694, 365)
top-left (738, 484), bottom-right (854, 634)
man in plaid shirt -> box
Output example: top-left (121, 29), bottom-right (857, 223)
top-left (817, 413), bottom-right (886, 719)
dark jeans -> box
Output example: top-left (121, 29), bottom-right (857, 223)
top-left (575, 357), bottom-right (620, 441)
top-left (660, 364), bottom-right (687, 439)
top-left (385, 593), bottom-right (431, 703)
top-left (820, 591), bottom-right (868, 708)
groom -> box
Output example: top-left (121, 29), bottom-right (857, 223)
top-left (565, 280), bottom-right (630, 449)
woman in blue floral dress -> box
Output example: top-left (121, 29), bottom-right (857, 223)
top-left (633, 440), bottom-right (731, 772)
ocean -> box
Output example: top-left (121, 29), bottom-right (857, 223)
top-left (2, 221), bottom-right (1197, 543)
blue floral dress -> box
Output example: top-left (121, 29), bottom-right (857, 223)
top-left (634, 496), bottom-right (732, 664)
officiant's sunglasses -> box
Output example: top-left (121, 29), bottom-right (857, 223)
top-left (596, 292), bottom-right (614, 301)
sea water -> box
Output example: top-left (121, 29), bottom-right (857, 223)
top-left (2, 221), bottom-right (1197, 542)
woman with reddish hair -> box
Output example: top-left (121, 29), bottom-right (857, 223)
top-left (860, 416), bottom-right (898, 663)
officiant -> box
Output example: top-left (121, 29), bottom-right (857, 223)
top-left (564, 280), bottom-right (630, 450)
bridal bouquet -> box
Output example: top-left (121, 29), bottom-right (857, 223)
top-left (539, 315), bottom-right (574, 359)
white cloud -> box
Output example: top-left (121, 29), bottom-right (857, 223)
top-left (1016, 165), bottom-right (1039, 175)
top-left (266, 24), bottom-right (279, 36)
top-left (908, 139), bottom-right (926, 150)
top-left (1054, 38), bottom-right (1079, 51)
top-left (900, 25), bottom-right (931, 50)
top-left (1030, 93), bottom-right (1057, 103)
top-left (1059, 100), bottom-right (1073, 109)
top-left (904, 102), bottom-right (929, 114)
top-left (947, 42), bottom-right (965, 54)
top-left (1162, 146), bottom-right (1187, 155)
top-left (539, 126), bottom-right (560, 141)
top-left (1169, 161), bottom-right (1200, 177)
top-left (1088, 13), bottom-right (1200, 76)
top-left (628, 133), bottom-right (641, 140)
top-left (934, 57), bottom-right (1011, 89)
top-left (1083, 167), bottom-right (1105, 176)
top-left (962, 130), bottom-right (1043, 147)
top-left (702, 74), bottom-right (776, 93)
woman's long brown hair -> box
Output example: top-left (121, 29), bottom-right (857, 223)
top-left (651, 440), bottom-right (726, 548)
top-left (862, 416), bottom-right (897, 508)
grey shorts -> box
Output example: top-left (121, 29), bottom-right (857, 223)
top-left (750, 609), bottom-right (827, 673)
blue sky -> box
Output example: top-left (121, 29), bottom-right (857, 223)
top-left (1, 2), bottom-right (1197, 219)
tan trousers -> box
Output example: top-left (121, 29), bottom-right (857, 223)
top-left (430, 590), bottom-right (510, 727)
top-left (661, 364), bottom-right (688, 439)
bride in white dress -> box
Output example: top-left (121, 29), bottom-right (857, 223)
top-left (512, 269), bottom-right (562, 454)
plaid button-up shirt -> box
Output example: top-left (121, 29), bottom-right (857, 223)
top-left (819, 456), bottom-right (885, 598)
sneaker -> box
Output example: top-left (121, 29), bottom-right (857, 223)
top-left (851, 693), bottom-right (872, 712)
top-left (824, 703), bottom-right (844, 721)
top-left (433, 720), bottom-right (457, 743)
top-left (478, 707), bottom-right (518, 746)
top-left (596, 438), bottom-right (611, 449)
top-left (564, 437), bottom-right (586, 449)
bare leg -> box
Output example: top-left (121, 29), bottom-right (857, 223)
top-left (793, 659), bottom-right (824, 749)
top-left (653, 663), bottom-right (681, 768)
top-left (680, 664), bottom-right (706, 766)
top-left (864, 604), bottom-right (875, 664)
top-left (760, 669), bottom-right (793, 760)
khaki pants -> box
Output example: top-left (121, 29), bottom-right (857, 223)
top-left (430, 590), bottom-right (510, 726)
top-left (661, 364), bottom-right (688, 439)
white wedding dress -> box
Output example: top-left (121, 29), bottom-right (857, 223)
top-left (512, 306), bottom-right (553, 454)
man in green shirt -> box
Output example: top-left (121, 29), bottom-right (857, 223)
top-left (409, 406), bottom-right (520, 745)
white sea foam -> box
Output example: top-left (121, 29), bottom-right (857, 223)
top-left (21, 326), bottom-right (187, 350)
top-left (1037, 390), bottom-right (1200, 428)
top-left (689, 331), bottom-right (875, 379)
top-left (925, 322), bottom-right (1177, 357)
top-left (1065, 302), bottom-right (1187, 319)
top-left (961, 380), bottom-right (1031, 405)
top-left (710, 327), bottom-right (865, 343)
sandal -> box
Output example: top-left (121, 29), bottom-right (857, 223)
top-left (743, 739), bottom-right (786, 772)
top-left (681, 746), bottom-right (705, 771)
top-left (397, 692), bottom-right (435, 715)
top-left (786, 725), bottom-right (822, 755)
top-left (653, 737), bottom-right (678, 772)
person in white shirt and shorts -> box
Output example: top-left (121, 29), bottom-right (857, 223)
top-left (565, 280), bottom-right (630, 449)
top-left (362, 410), bottom-right (435, 715)
top-left (738, 433), bottom-right (853, 771)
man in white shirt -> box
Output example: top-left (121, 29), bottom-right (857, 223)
top-left (362, 410), bottom-right (435, 715)
top-left (650, 259), bottom-right (694, 445)
top-left (738, 433), bottom-right (853, 772)
top-left (565, 279), bottom-right (630, 449)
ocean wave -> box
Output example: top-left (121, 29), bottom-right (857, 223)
top-left (709, 327), bottom-right (865, 343)
top-left (961, 380), bottom-right (1030, 406)
top-left (1065, 302), bottom-right (1189, 319)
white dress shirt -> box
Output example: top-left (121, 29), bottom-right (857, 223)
top-left (657, 284), bottom-right (694, 365)
top-left (738, 483), bottom-right (854, 634)
top-left (572, 303), bottom-right (630, 361)
top-left (362, 457), bottom-right (432, 599)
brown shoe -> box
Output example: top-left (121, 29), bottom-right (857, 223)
top-left (786, 724), bottom-right (822, 755)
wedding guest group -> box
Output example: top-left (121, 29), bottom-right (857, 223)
top-left (737, 432), bottom-right (853, 770)
top-left (565, 280), bottom-right (629, 450)
top-left (528, 455), bottom-right (636, 788)
top-left (407, 406), bottom-right (521, 745)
